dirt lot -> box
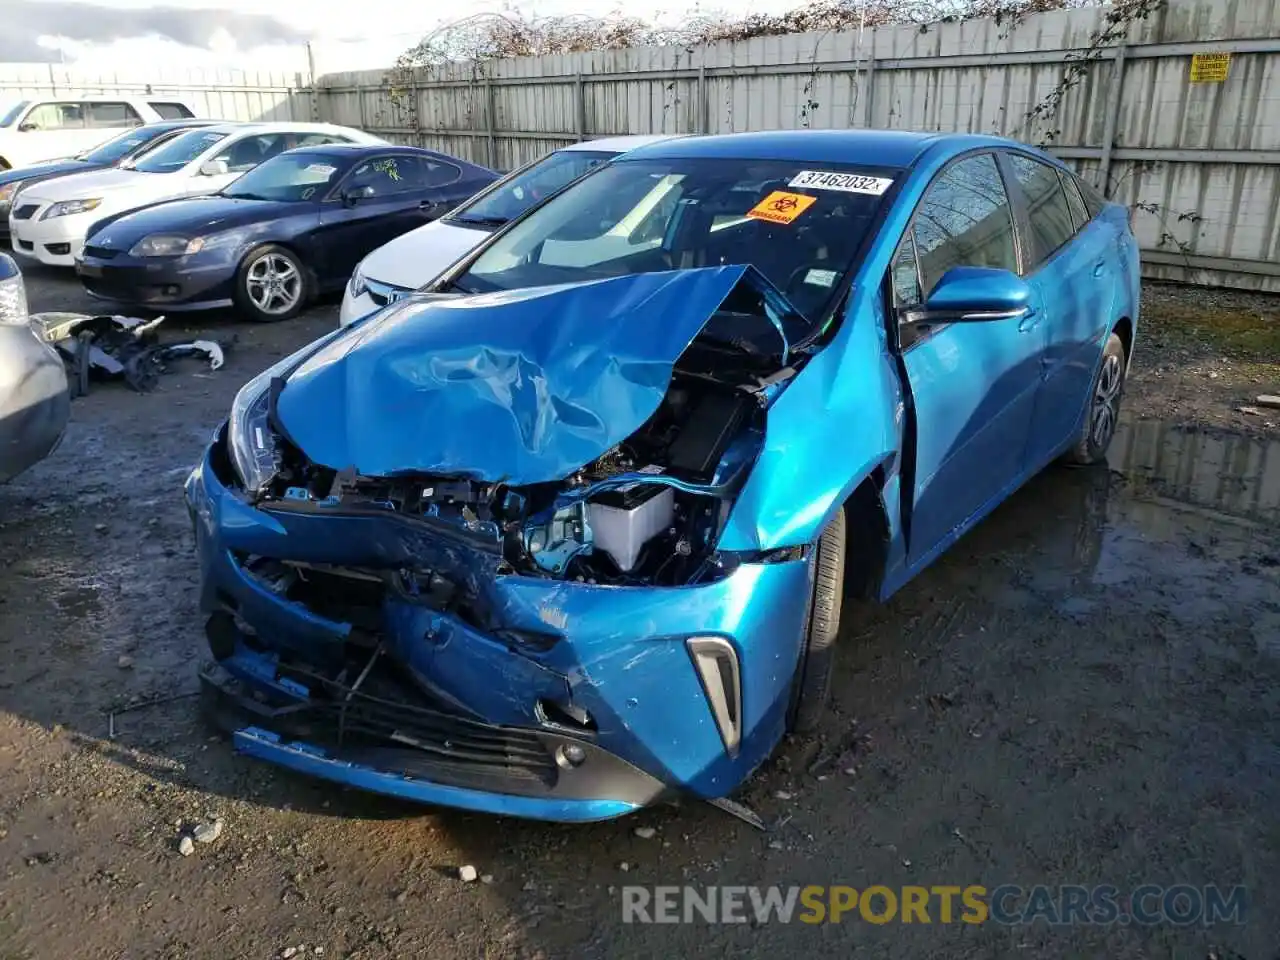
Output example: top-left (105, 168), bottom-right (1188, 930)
top-left (0, 267), bottom-right (1277, 960)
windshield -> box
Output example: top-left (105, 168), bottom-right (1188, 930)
top-left (222, 153), bottom-right (345, 201)
top-left (132, 129), bottom-right (228, 174)
top-left (0, 101), bottom-right (28, 128)
top-left (79, 127), bottom-right (166, 165)
top-left (457, 157), bottom-right (899, 323)
top-left (450, 149), bottom-right (613, 225)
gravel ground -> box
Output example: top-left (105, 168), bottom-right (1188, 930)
top-left (0, 267), bottom-right (1277, 959)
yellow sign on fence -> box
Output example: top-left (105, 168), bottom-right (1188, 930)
top-left (1190, 52), bottom-right (1231, 83)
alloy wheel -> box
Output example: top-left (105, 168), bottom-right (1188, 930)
top-left (245, 253), bottom-right (302, 316)
top-left (1090, 352), bottom-right (1122, 449)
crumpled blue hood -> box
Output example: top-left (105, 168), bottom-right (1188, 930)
top-left (275, 266), bottom-right (756, 484)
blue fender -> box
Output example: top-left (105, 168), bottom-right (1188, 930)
top-left (716, 286), bottom-right (905, 553)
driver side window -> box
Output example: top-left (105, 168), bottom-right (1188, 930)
top-left (890, 152), bottom-right (1018, 349)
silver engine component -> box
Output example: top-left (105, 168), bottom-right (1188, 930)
top-left (587, 484), bottom-right (674, 573)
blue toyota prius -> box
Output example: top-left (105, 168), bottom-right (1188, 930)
top-left (185, 130), bottom-right (1140, 821)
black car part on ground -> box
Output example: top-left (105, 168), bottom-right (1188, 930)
top-left (30, 313), bottom-right (234, 396)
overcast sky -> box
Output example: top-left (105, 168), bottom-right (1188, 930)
top-left (0, 0), bottom-right (804, 74)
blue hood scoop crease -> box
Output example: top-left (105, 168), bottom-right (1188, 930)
top-left (275, 266), bottom-right (768, 484)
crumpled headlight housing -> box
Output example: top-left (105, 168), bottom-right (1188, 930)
top-left (227, 355), bottom-right (296, 495)
top-left (130, 234), bottom-right (205, 257)
top-left (42, 197), bottom-right (101, 220)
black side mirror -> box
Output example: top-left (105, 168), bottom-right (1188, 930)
top-left (18, 122), bottom-right (37, 132)
top-left (342, 184), bottom-right (376, 206)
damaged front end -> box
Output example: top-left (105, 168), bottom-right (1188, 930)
top-left (187, 266), bottom-right (818, 820)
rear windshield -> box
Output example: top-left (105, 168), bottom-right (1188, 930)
top-left (449, 149), bottom-right (614, 225)
top-left (79, 127), bottom-right (168, 165)
top-left (131, 129), bottom-right (228, 173)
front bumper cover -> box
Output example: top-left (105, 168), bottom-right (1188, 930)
top-left (185, 430), bottom-right (811, 820)
top-left (77, 251), bottom-right (236, 310)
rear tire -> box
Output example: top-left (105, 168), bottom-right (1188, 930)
top-left (789, 508), bottom-right (847, 734)
top-left (1064, 331), bottom-right (1126, 465)
top-left (233, 244), bottom-right (309, 323)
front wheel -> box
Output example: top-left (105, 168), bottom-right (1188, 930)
top-left (234, 245), bottom-right (309, 322)
top-left (1064, 331), bottom-right (1126, 465)
top-left (789, 508), bottom-right (847, 733)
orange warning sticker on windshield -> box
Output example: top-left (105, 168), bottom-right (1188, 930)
top-left (746, 190), bottom-right (817, 225)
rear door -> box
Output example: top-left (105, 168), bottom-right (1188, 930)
top-left (316, 153), bottom-right (435, 284)
top-left (892, 151), bottom-right (1044, 568)
top-left (1001, 152), bottom-right (1116, 463)
top-left (85, 101), bottom-right (144, 151)
top-left (417, 156), bottom-right (467, 221)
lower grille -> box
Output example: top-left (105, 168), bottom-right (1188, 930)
top-left (217, 647), bottom-right (559, 787)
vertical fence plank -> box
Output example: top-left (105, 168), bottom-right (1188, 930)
top-left (1098, 42), bottom-right (1128, 197)
top-left (485, 77), bottom-right (497, 167)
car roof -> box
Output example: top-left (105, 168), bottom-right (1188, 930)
top-left (617, 129), bottom-right (1035, 168)
top-left (560, 134), bottom-right (685, 154)
top-left (140, 119), bottom-right (220, 131)
top-left (28, 94), bottom-right (192, 104)
top-left (175, 121), bottom-right (345, 136)
top-left (284, 144), bottom-right (436, 158)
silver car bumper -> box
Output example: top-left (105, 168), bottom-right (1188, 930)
top-left (0, 323), bottom-right (69, 483)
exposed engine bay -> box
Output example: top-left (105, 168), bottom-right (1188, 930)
top-left (237, 267), bottom-right (815, 589)
top-left (262, 354), bottom-right (771, 586)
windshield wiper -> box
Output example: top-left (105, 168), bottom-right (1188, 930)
top-left (450, 214), bottom-right (508, 227)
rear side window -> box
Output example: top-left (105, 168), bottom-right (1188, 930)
top-left (909, 152), bottom-right (1019, 298)
top-left (213, 134), bottom-right (292, 172)
top-left (1075, 176), bottom-right (1107, 218)
top-left (1007, 154), bottom-right (1077, 265)
top-left (295, 133), bottom-right (350, 148)
top-left (88, 102), bottom-right (142, 128)
top-left (149, 102), bottom-right (195, 120)
top-left (1060, 173), bottom-right (1091, 231)
top-left (419, 158), bottom-right (462, 188)
top-left (345, 155), bottom-right (423, 196)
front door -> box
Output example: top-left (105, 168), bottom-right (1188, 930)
top-left (17, 101), bottom-right (90, 163)
top-left (892, 151), bottom-right (1045, 568)
top-left (317, 154), bottom-right (434, 283)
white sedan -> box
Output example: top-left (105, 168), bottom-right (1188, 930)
top-left (9, 121), bottom-right (384, 268)
top-left (338, 134), bottom-right (680, 326)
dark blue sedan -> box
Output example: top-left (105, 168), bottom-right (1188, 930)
top-left (0, 120), bottom-right (216, 242)
top-left (76, 145), bottom-right (498, 321)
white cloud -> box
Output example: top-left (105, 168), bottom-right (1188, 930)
top-left (12, 0), bottom-right (807, 74)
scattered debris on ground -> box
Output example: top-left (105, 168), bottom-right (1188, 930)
top-left (29, 311), bottom-right (234, 396)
